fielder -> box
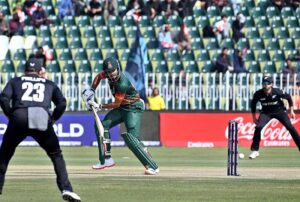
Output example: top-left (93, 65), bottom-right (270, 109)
top-left (0, 58), bottom-right (81, 201)
top-left (250, 76), bottom-right (300, 159)
top-left (82, 57), bottom-right (159, 175)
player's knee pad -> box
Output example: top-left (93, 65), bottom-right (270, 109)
top-left (121, 132), bottom-right (158, 169)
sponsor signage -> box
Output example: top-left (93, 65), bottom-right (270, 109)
top-left (160, 113), bottom-right (300, 147)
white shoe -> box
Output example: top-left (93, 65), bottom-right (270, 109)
top-left (62, 190), bottom-right (81, 202)
top-left (249, 151), bottom-right (260, 159)
top-left (144, 168), bottom-right (159, 175)
top-left (92, 158), bottom-right (115, 170)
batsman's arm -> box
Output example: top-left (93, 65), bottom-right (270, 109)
top-left (91, 72), bottom-right (105, 90)
top-left (102, 92), bottom-right (125, 109)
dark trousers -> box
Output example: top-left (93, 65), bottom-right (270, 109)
top-left (251, 112), bottom-right (300, 151)
top-left (0, 120), bottom-right (73, 194)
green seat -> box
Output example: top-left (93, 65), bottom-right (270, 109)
top-left (258, 0), bottom-right (269, 10)
top-left (138, 15), bottom-right (151, 27)
top-left (281, 7), bottom-right (294, 18)
top-left (1, 6), bottom-right (10, 15)
top-left (91, 60), bottom-right (103, 72)
top-left (2, 60), bottom-right (15, 73)
top-left (62, 60), bottom-right (76, 73)
top-left (285, 16), bottom-right (299, 28)
top-left (99, 37), bottom-right (113, 49)
top-left (266, 6), bottom-right (279, 18)
top-left (47, 60), bottom-right (61, 72)
top-left (97, 26), bottom-right (111, 38)
top-left (169, 60), bottom-right (182, 73)
top-left (108, 16), bottom-right (121, 26)
top-left (220, 38), bottom-right (234, 49)
top-left (251, 6), bottom-right (265, 17)
top-left (58, 48), bottom-right (72, 60)
top-left (13, 49), bottom-right (26, 60)
top-left (82, 26), bottom-right (96, 38)
top-left (255, 16), bottom-right (269, 27)
top-left (274, 27), bottom-right (289, 39)
top-left (153, 15), bottom-right (167, 27)
top-left (93, 15), bottom-right (105, 26)
top-left (154, 60), bottom-right (168, 73)
top-left (88, 48), bottom-right (103, 60)
top-left (48, 15), bottom-right (60, 25)
top-left (102, 48), bottom-right (117, 59)
top-left (181, 50), bottom-right (194, 61)
top-left (244, 16), bottom-right (255, 27)
top-left (126, 26), bottom-right (137, 38)
top-left (67, 26), bottom-right (81, 38)
top-left (24, 26), bottom-right (36, 36)
top-left (245, 27), bottom-right (260, 39)
top-left (193, 7), bottom-right (206, 17)
top-left (260, 61), bottom-right (276, 73)
top-left (39, 25), bottom-right (51, 37)
top-left (184, 60), bottom-right (199, 73)
top-left (76, 15), bottom-right (90, 27)
top-left (150, 49), bottom-right (164, 61)
top-left (146, 37), bottom-right (159, 49)
top-left (201, 60), bottom-right (215, 73)
top-left (203, 38), bottom-right (219, 50)
top-left (123, 15), bottom-right (135, 27)
top-left (52, 26), bottom-right (66, 38)
top-left (77, 60), bottom-right (92, 73)
top-left (195, 49), bottom-right (209, 61)
top-left (39, 37), bottom-right (53, 48)
top-left (188, 26), bottom-right (200, 39)
top-left (207, 6), bottom-right (220, 17)
top-left (74, 48), bottom-right (88, 60)
top-left (84, 37), bottom-right (99, 49)
top-left (63, 16), bottom-right (76, 26)
top-left (236, 38), bottom-right (249, 50)
top-left (141, 26), bottom-right (156, 38)
top-left (183, 16), bottom-right (195, 27)
top-left (240, 6), bottom-right (250, 16)
top-left (195, 16), bottom-right (209, 29)
top-left (270, 16), bottom-right (284, 28)
top-left (246, 61), bottom-right (261, 73)
top-left (166, 49), bottom-right (180, 61)
top-left (119, 48), bottom-right (130, 61)
top-left (167, 15), bottom-right (182, 27)
top-left (265, 38), bottom-right (279, 50)
top-left (114, 37), bottom-right (128, 49)
top-left (221, 6), bottom-right (234, 16)
top-left (290, 27), bottom-right (300, 39)
top-left (244, 0), bottom-right (255, 9)
top-left (44, 5), bottom-right (54, 15)
top-left (54, 37), bottom-right (68, 49)
top-left (68, 37), bottom-right (82, 49)
top-left (296, 7), bottom-right (300, 18)
top-left (250, 38), bottom-right (264, 50)
top-left (112, 25), bottom-right (126, 38)
top-left (15, 60), bottom-right (26, 73)
top-left (244, 50), bottom-right (255, 61)
top-left (259, 27), bottom-right (274, 39)
top-left (270, 50), bottom-right (285, 61)
top-left (281, 38), bottom-right (295, 50)
top-left (191, 37), bottom-right (203, 49)
top-left (256, 49), bottom-right (270, 61)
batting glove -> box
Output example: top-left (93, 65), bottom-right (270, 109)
top-left (88, 100), bottom-right (102, 111)
top-left (82, 88), bottom-right (95, 102)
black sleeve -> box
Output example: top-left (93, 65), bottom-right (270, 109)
top-left (0, 80), bottom-right (13, 117)
top-left (51, 85), bottom-right (66, 121)
top-left (278, 89), bottom-right (293, 107)
top-left (251, 91), bottom-right (259, 113)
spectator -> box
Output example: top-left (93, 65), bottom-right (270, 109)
top-left (194, 0), bottom-right (209, 9)
top-left (232, 12), bottom-right (245, 43)
top-left (103, 0), bottom-right (118, 23)
top-left (233, 49), bottom-right (246, 73)
top-left (87, 0), bottom-right (103, 17)
top-left (161, 0), bottom-right (178, 18)
top-left (72, 0), bottom-right (86, 15)
top-left (282, 58), bottom-right (298, 75)
top-left (286, 0), bottom-right (300, 10)
top-left (203, 24), bottom-right (216, 38)
top-left (31, 5), bottom-right (52, 28)
top-left (174, 23), bottom-right (191, 53)
top-left (144, 0), bottom-right (162, 20)
top-left (14, 5), bottom-right (26, 23)
top-left (269, 0), bottom-right (285, 11)
top-left (231, 0), bottom-right (243, 15)
top-left (213, 14), bottom-right (230, 44)
top-left (214, 14), bottom-right (230, 44)
top-left (124, 0), bottom-right (145, 22)
top-left (177, 0), bottom-right (196, 18)
top-left (0, 12), bottom-right (9, 36)
top-left (146, 87), bottom-right (166, 110)
top-left (158, 24), bottom-right (177, 50)
top-left (215, 47), bottom-right (233, 73)
top-left (212, 0), bottom-right (229, 10)
top-left (58, 0), bottom-right (74, 20)
top-left (23, 0), bottom-right (38, 16)
top-left (9, 13), bottom-right (25, 36)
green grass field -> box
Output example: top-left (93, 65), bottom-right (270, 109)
top-left (1, 147), bottom-right (300, 202)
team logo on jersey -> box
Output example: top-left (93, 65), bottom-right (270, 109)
top-left (272, 95), bottom-right (277, 99)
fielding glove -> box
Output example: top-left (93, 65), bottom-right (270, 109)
top-left (82, 88), bottom-right (95, 102)
top-left (88, 100), bottom-right (102, 111)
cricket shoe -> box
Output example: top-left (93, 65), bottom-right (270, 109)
top-left (92, 157), bottom-right (115, 170)
top-left (144, 167), bottom-right (160, 175)
top-left (249, 151), bottom-right (260, 159)
top-left (62, 190), bottom-right (81, 202)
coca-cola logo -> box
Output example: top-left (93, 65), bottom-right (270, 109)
top-left (225, 117), bottom-right (300, 141)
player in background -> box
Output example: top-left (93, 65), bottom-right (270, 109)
top-left (0, 58), bottom-right (81, 201)
top-left (82, 57), bottom-right (159, 175)
top-left (250, 76), bottom-right (300, 159)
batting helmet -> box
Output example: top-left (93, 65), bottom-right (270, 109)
top-left (103, 57), bottom-right (121, 83)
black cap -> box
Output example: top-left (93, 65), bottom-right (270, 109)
top-left (262, 76), bottom-right (273, 84)
top-left (25, 57), bottom-right (43, 72)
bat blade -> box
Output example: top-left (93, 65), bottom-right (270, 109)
top-left (91, 106), bottom-right (105, 138)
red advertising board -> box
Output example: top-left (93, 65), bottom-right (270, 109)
top-left (160, 113), bottom-right (300, 147)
